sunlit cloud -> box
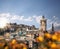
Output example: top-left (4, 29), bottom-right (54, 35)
top-left (24, 17), bottom-right (33, 21)
top-left (0, 13), bottom-right (43, 24)
top-left (33, 15), bottom-right (42, 24)
top-left (0, 13), bottom-right (33, 23)
top-left (0, 17), bottom-right (9, 28)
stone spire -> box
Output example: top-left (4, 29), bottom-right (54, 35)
top-left (52, 23), bottom-right (54, 32)
top-left (42, 15), bottom-right (45, 19)
top-left (51, 23), bottom-right (55, 34)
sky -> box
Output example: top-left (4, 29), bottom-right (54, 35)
top-left (0, 0), bottom-right (60, 30)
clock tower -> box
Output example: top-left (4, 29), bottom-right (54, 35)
top-left (40, 16), bottom-right (47, 32)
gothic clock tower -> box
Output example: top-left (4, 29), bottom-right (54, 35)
top-left (40, 16), bottom-right (47, 32)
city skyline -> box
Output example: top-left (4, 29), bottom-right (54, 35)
top-left (0, 0), bottom-right (60, 30)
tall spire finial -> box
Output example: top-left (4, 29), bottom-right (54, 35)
top-left (42, 16), bottom-right (45, 18)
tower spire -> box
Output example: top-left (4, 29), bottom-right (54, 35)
top-left (42, 15), bottom-right (45, 18)
top-left (52, 23), bottom-right (54, 32)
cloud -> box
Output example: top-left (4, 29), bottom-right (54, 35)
top-left (52, 16), bottom-right (60, 27)
top-left (0, 13), bottom-right (43, 24)
top-left (33, 15), bottom-right (42, 24)
top-left (53, 16), bottom-right (58, 21)
top-left (47, 16), bottom-right (60, 29)
top-left (54, 22), bottom-right (60, 27)
top-left (11, 15), bottom-right (18, 20)
top-left (24, 17), bottom-right (33, 21)
top-left (53, 16), bottom-right (56, 18)
top-left (0, 13), bottom-right (10, 17)
top-left (0, 13), bottom-right (33, 23)
top-left (47, 16), bottom-right (58, 25)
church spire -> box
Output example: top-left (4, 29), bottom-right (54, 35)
top-left (52, 23), bottom-right (54, 32)
top-left (42, 15), bottom-right (45, 19)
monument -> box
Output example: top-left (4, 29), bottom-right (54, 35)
top-left (40, 16), bottom-right (47, 32)
top-left (39, 16), bottom-right (47, 36)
